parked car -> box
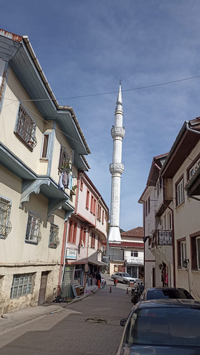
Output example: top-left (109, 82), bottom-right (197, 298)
top-left (111, 272), bottom-right (119, 280)
top-left (117, 299), bottom-right (200, 355)
top-left (139, 287), bottom-right (193, 302)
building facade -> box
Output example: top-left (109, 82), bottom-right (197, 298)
top-left (0, 30), bottom-right (90, 313)
top-left (61, 172), bottom-right (109, 298)
top-left (139, 118), bottom-right (200, 299)
top-left (109, 227), bottom-right (144, 278)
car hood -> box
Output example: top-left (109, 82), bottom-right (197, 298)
top-left (117, 345), bottom-right (199, 355)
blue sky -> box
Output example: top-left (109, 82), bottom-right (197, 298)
top-left (1, 1), bottom-right (200, 231)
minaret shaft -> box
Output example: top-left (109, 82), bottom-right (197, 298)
top-left (108, 83), bottom-right (125, 244)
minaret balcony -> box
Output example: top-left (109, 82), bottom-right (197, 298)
top-left (109, 163), bottom-right (124, 175)
top-left (111, 126), bottom-right (125, 139)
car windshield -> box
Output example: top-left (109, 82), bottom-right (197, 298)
top-left (123, 273), bottom-right (130, 277)
top-left (147, 289), bottom-right (193, 300)
top-left (124, 307), bottom-right (200, 347)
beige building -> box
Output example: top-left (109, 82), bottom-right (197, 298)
top-left (0, 30), bottom-right (90, 312)
top-left (139, 118), bottom-right (200, 299)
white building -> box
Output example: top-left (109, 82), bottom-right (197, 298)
top-left (139, 118), bottom-right (200, 299)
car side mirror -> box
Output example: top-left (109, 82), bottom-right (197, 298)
top-left (120, 318), bottom-right (127, 326)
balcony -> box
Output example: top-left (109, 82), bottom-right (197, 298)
top-left (149, 230), bottom-right (172, 249)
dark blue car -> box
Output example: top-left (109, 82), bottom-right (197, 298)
top-left (117, 299), bottom-right (200, 355)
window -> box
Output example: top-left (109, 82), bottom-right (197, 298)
top-left (91, 234), bottom-right (95, 248)
top-left (67, 220), bottom-right (77, 244)
top-left (73, 223), bottom-right (77, 244)
top-left (10, 273), bottom-right (34, 299)
top-left (168, 212), bottom-right (172, 230)
top-left (176, 177), bottom-right (184, 207)
top-left (131, 250), bottom-right (133, 257)
top-left (41, 134), bottom-right (49, 158)
top-left (86, 190), bottom-right (90, 209)
top-left (80, 180), bottom-right (83, 191)
top-left (93, 199), bottom-right (96, 215)
top-left (148, 197), bottom-right (150, 214)
top-left (15, 104), bottom-right (37, 151)
top-left (49, 223), bottom-right (59, 249)
top-left (90, 195), bottom-right (94, 213)
top-left (102, 210), bottom-right (104, 224)
top-left (134, 251), bottom-right (138, 257)
top-left (187, 154), bottom-right (200, 180)
top-left (58, 145), bottom-right (73, 171)
top-left (25, 212), bottom-right (41, 244)
top-left (97, 204), bottom-right (101, 221)
top-left (177, 239), bottom-right (186, 268)
top-left (0, 197), bottom-right (12, 239)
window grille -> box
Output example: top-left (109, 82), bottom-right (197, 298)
top-left (0, 197), bottom-right (12, 238)
top-left (25, 212), bottom-right (42, 244)
top-left (58, 145), bottom-right (74, 171)
top-left (10, 273), bottom-right (34, 299)
top-left (15, 104), bottom-right (37, 150)
top-left (49, 223), bottom-right (59, 248)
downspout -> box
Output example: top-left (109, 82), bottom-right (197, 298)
top-left (57, 219), bottom-right (68, 295)
top-left (163, 204), bottom-right (176, 287)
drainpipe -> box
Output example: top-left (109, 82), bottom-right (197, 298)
top-left (163, 204), bottom-right (176, 288)
top-left (57, 220), bottom-right (68, 295)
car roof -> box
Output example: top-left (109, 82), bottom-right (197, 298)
top-left (146, 287), bottom-right (188, 291)
top-left (138, 299), bottom-right (200, 309)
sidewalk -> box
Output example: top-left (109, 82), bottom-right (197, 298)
top-left (0, 291), bottom-right (96, 336)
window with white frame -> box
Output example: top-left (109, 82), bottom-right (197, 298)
top-left (25, 212), bottom-right (42, 244)
top-left (0, 197), bottom-right (12, 238)
top-left (177, 239), bottom-right (186, 268)
top-left (176, 178), bottom-right (184, 207)
top-left (10, 273), bottom-right (34, 299)
top-left (49, 223), bottom-right (59, 249)
top-left (131, 250), bottom-right (138, 257)
top-left (15, 104), bottom-right (37, 151)
top-left (41, 134), bottom-right (49, 158)
top-left (197, 237), bottom-right (200, 270)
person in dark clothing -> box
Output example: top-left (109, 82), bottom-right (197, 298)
top-left (96, 271), bottom-right (101, 285)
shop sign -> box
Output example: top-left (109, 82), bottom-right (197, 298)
top-left (66, 249), bottom-right (77, 260)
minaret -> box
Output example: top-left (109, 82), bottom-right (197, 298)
top-left (108, 82), bottom-right (125, 243)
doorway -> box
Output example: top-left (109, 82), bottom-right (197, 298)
top-left (38, 271), bottom-right (48, 305)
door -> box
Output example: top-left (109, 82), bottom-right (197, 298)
top-left (62, 266), bottom-right (74, 298)
top-left (38, 271), bottom-right (48, 305)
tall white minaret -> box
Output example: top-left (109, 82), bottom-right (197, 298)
top-left (108, 82), bottom-right (125, 243)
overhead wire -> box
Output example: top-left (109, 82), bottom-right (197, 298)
top-left (3, 74), bottom-right (200, 103)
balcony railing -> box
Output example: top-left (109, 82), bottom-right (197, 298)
top-left (149, 230), bottom-right (172, 249)
top-left (108, 254), bottom-right (124, 261)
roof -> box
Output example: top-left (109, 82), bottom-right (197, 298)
top-left (0, 29), bottom-right (91, 171)
top-left (138, 299), bottom-right (200, 308)
top-left (121, 227), bottom-right (144, 238)
top-left (138, 153), bottom-right (168, 203)
top-left (161, 119), bottom-right (200, 178)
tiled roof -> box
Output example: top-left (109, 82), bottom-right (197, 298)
top-left (121, 227), bottom-right (144, 238)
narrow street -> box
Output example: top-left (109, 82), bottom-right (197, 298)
top-left (0, 277), bottom-right (132, 355)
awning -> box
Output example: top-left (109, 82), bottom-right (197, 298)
top-left (88, 260), bottom-right (108, 267)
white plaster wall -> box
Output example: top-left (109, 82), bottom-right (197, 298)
top-left (173, 142), bottom-right (200, 299)
top-left (0, 166), bottom-right (64, 265)
top-left (0, 68), bottom-right (45, 174)
top-left (76, 181), bottom-right (96, 226)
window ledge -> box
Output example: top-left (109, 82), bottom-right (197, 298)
top-left (175, 201), bottom-right (185, 209)
top-left (25, 240), bottom-right (38, 245)
top-left (40, 158), bottom-right (49, 162)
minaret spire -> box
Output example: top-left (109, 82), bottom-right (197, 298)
top-left (108, 82), bottom-right (125, 244)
